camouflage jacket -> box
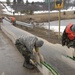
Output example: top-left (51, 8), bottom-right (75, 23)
top-left (18, 36), bottom-right (38, 53)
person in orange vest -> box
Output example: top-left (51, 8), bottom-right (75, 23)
top-left (9, 17), bottom-right (16, 25)
top-left (62, 23), bottom-right (75, 59)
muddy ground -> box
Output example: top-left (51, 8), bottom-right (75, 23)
top-left (15, 25), bottom-right (62, 44)
top-left (13, 11), bottom-right (75, 44)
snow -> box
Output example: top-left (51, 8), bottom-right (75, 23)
top-left (43, 25), bottom-right (65, 33)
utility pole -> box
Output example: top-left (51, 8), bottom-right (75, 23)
top-left (26, 0), bottom-right (29, 5)
top-left (6, 0), bottom-right (10, 6)
top-left (13, 0), bottom-right (16, 5)
top-left (45, 0), bottom-right (50, 38)
top-left (48, 0), bottom-right (50, 38)
top-left (17, 0), bottom-right (24, 4)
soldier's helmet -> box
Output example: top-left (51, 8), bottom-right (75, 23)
top-left (35, 40), bottom-right (44, 47)
top-left (71, 25), bottom-right (75, 32)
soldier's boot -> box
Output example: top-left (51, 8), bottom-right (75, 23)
top-left (73, 56), bottom-right (75, 60)
top-left (23, 60), bottom-right (34, 69)
top-left (67, 42), bottom-right (73, 48)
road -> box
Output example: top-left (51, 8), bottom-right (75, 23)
top-left (2, 19), bottom-right (75, 75)
top-left (43, 19), bottom-right (75, 26)
top-left (0, 30), bottom-right (41, 75)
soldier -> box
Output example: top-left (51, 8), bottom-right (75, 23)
top-left (15, 36), bottom-right (44, 69)
top-left (9, 17), bottom-right (16, 26)
top-left (62, 23), bottom-right (75, 59)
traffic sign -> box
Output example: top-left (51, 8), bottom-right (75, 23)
top-left (55, 0), bottom-right (64, 9)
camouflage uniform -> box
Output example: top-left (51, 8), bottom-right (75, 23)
top-left (15, 36), bottom-right (38, 68)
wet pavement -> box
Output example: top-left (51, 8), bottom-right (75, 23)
top-left (0, 30), bottom-right (42, 75)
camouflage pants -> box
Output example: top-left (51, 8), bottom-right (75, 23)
top-left (15, 39), bottom-right (31, 63)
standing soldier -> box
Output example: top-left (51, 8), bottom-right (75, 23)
top-left (62, 23), bottom-right (75, 59)
top-left (9, 17), bottom-right (16, 26)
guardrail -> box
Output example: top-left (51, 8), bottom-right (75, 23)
top-left (4, 17), bottom-right (11, 22)
top-left (4, 17), bottom-right (33, 28)
top-left (16, 21), bottom-right (34, 28)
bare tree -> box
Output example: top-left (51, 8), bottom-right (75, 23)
top-left (67, 0), bottom-right (70, 7)
top-left (13, 0), bottom-right (16, 5)
top-left (6, 0), bottom-right (10, 6)
top-left (17, 0), bottom-right (24, 4)
top-left (73, 0), bottom-right (75, 6)
top-left (26, 0), bottom-right (29, 5)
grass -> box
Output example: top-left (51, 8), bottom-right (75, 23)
top-left (12, 11), bottom-right (75, 23)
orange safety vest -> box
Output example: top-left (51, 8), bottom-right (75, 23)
top-left (66, 23), bottom-right (75, 40)
top-left (9, 17), bottom-right (16, 22)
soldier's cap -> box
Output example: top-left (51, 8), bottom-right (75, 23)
top-left (35, 40), bottom-right (44, 47)
top-left (71, 24), bottom-right (75, 32)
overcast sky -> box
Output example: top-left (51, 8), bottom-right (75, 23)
top-left (0, 0), bottom-right (44, 2)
